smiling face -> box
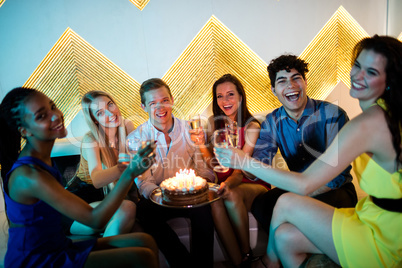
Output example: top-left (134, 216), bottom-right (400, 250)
top-left (272, 68), bottom-right (308, 120)
top-left (90, 95), bottom-right (122, 129)
top-left (21, 92), bottom-right (67, 140)
top-left (141, 86), bottom-right (174, 129)
top-left (216, 81), bottom-right (242, 120)
top-left (350, 49), bottom-right (387, 106)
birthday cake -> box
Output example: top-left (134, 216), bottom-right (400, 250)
top-left (159, 169), bottom-right (209, 206)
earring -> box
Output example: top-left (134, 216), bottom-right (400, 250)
top-left (386, 86), bottom-right (391, 91)
top-left (21, 133), bottom-right (33, 138)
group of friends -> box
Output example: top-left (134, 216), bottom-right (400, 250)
top-left (0, 34), bottom-right (401, 268)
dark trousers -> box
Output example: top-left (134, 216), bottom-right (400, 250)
top-left (251, 182), bottom-right (358, 234)
top-left (136, 198), bottom-right (214, 268)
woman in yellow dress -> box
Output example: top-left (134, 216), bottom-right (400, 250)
top-left (215, 35), bottom-right (402, 267)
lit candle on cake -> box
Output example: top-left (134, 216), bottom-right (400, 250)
top-left (159, 168), bottom-right (209, 205)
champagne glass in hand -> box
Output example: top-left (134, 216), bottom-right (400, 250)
top-left (189, 114), bottom-right (205, 145)
top-left (125, 142), bottom-right (156, 178)
top-left (189, 114), bottom-right (201, 130)
top-left (226, 121), bottom-right (239, 148)
top-left (126, 137), bottom-right (146, 156)
top-left (126, 126), bottom-right (147, 177)
top-left (213, 129), bottom-right (230, 173)
top-left (127, 125), bottom-right (146, 155)
top-left (143, 125), bottom-right (158, 170)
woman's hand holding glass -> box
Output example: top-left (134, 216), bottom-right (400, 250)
top-left (117, 160), bottom-right (129, 173)
top-left (123, 141), bottom-right (156, 179)
top-left (214, 145), bottom-right (248, 171)
top-left (126, 125), bottom-right (148, 177)
top-left (127, 125), bottom-right (158, 171)
top-left (213, 129), bottom-right (231, 172)
top-left (127, 137), bottom-right (147, 156)
top-left (216, 181), bottom-right (232, 198)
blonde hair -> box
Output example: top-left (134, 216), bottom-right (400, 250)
top-left (81, 90), bottom-right (127, 168)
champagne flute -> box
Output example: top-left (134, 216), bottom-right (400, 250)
top-left (226, 121), bottom-right (239, 148)
top-left (189, 114), bottom-right (201, 130)
top-left (213, 129), bottom-right (230, 173)
top-left (126, 137), bottom-right (146, 156)
top-left (126, 125), bottom-right (147, 173)
top-left (144, 124), bottom-right (158, 170)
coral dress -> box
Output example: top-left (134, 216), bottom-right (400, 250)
top-left (4, 156), bottom-right (96, 268)
top-left (332, 153), bottom-right (402, 267)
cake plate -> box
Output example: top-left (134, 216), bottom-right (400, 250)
top-left (150, 182), bottom-right (221, 209)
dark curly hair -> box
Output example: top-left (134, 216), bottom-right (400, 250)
top-left (352, 35), bottom-right (402, 164)
top-left (267, 54), bottom-right (309, 87)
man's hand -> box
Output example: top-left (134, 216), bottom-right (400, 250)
top-left (189, 126), bottom-right (206, 146)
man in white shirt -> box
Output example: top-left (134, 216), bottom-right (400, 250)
top-left (128, 78), bottom-right (215, 268)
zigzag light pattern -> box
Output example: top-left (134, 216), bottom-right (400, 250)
top-left (129, 0), bottom-right (150, 11)
top-left (299, 6), bottom-right (368, 99)
top-left (24, 6), bottom-right (373, 129)
top-left (163, 15), bottom-right (275, 119)
top-left (23, 28), bottom-right (147, 128)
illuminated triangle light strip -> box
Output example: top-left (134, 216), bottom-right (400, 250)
top-left (163, 15), bottom-right (274, 119)
top-left (23, 28), bottom-right (146, 128)
top-left (129, 0), bottom-right (150, 11)
top-left (299, 5), bottom-right (368, 100)
top-left (24, 6), bottom-right (375, 130)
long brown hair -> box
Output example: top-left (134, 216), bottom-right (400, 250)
top-left (352, 35), bottom-right (402, 165)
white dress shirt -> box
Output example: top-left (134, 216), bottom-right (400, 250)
top-left (127, 116), bottom-right (215, 198)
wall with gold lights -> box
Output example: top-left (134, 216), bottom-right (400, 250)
top-left (0, 0), bottom-right (401, 132)
top-left (0, 1), bottom-right (401, 258)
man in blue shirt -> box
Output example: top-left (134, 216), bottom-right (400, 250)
top-left (251, 54), bottom-right (358, 233)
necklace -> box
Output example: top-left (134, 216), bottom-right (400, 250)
top-left (109, 137), bottom-right (117, 149)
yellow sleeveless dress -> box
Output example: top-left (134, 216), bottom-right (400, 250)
top-left (332, 153), bottom-right (402, 267)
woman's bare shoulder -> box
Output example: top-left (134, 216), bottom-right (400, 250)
top-left (246, 121), bottom-right (261, 130)
top-left (82, 131), bottom-right (96, 143)
top-left (351, 105), bottom-right (388, 133)
top-left (10, 164), bottom-right (54, 193)
top-left (124, 118), bottom-right (135, 133)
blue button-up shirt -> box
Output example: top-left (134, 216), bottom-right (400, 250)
top-left (253, 98), bottom-right (352, 189)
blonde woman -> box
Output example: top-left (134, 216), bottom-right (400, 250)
top-left (69, 90), bottom-right (137, 237)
